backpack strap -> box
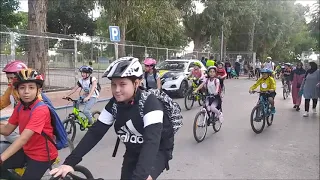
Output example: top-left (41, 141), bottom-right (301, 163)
top-left (17, 103), bottom-right (23, 113)
top-left (153, 71), bottom-right (157, 82)
top-left (144, 72), bottom-right (149, 89)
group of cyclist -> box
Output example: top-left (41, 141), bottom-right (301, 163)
top-left (0, 55), bottom-right (318, 179)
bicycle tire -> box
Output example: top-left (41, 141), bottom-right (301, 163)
top-left (193, 111), bottom-right (208, 143)
top-left (266, 114), bottom-right (274, 126)
top-left (67, 138), bottom-right (75, 152)
top-left (250, 105), bottom-right (265, 134)
top-left (212, 117), bottom-right (222, 133)
top-left (283, 87), bottom-right (287, 100)
top-left (63, 118), bottom-right (77, 142)
top-left (184, 89), bottom-right (195, 110)
top-left (221, 86), bottom-right (226, 98)
top-left (73, 165), bottom-right (94, 179)
top-left (198, 93), bottom-right (204, 106)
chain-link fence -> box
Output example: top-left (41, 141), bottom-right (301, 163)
top-left (2, 26), bottom-right (252, 91)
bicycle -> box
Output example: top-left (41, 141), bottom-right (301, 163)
top-left (0, 139), bottom-right (75, 180)
top-left (49, 165), bottom-right (98, 180)
top-left (62, 97), bottom-right (101, 142)
top-left (282, 80), bottom-right (290, 100)
top-left (193, 95), bottom-right (222, 142)
top-left (250, 91), bottom-right (274, 134)
top-left (184, 77), bottom-right (205, 110)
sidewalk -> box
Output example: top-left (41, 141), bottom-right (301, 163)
top-left (0, 84), bottom-right (113, 119)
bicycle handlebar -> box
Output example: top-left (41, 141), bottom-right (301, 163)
top-left (50, 172), bottom-right (104, 180)
top-left (251, 91), bottom-right (272, 94)
top-left (62, 97), bottom-right (83, 103)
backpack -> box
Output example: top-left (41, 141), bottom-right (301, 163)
top-left (144, 71), bottom-right (157, 89)
top-left (17, 101), bottom-right (69, 150)
top-left (41, 92), bottom-right (54, 110)
top-left (78, 76), bottom-right (101, 93)
top-left (90, 76), bottom-right (102, 92)
top-left (111, 87), bottom-right (183, 157)
top-left (206, 78), bottom-right (221, 95)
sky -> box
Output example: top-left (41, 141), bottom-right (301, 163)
top-left (18, 0), bottom-right (318, 52)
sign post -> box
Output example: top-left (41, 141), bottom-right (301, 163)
top-left (109, 26), bottom-right (121, 59)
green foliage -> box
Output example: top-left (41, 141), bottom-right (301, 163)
top-left (0, 0), bottom-right (22, 28)
top-left (47, 0), bottom-right (96, 35)
top-left (97, 0), bottom-right (189, 49)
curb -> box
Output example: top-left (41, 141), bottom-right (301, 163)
top-left (0, 97), bottom-right (111, 121)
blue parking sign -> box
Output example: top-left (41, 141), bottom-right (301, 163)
top-left (109, 26), bottom-right (121, 42)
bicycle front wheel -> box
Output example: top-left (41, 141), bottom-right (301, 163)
top-left (184, 89), bottom-right (195, 110)
top-left (266, 114), bottom-right (274, 126)
top-left (72, 165), bottom-right (94, 179)
top-left (250, 105), bottom-right (265, 134)
top-left (221, 86), bottom-right (226, 98)
top-left (283, 85), bottom-right (288, 100)
top-left (193, 111), bottom-right (208, 142)
top-left (63, 118), bottom-right (77, 142)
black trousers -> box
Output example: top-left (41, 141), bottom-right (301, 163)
top-left (0, 149), bottom-right (54, 180)
top-left (305, 99), bottom-right (318, 112)
top-left (120, 151), bottom-right (168, 180)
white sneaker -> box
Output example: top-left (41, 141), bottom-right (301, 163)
top-left (218, 112), bottom-right (224, 123)
top-left (303, 112), bottom-right (309, 117)
top-left (312, 108), bottom-right (317, 114)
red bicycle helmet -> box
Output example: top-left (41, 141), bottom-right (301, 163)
top-left (2, 60), bottom-right (28, 73)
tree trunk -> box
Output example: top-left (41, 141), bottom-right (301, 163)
top-left (119, 23), bottom-right (126, 57)
top-left (193, 36), bottom-right (207, 52)
top-left (28, 0), bottom-right (48, 77)
top-left (247, 21), bottom-right (256, 52)
top-left (117, 0), bottom-right (129, 58)
top-left (223, 37), bottom-right (228, 62)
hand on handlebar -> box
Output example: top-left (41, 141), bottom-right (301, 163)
top-left (49, 165), bottom-right (74, 178)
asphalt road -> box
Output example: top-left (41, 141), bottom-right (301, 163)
top-left (56, 78), bottom-right (319, 179)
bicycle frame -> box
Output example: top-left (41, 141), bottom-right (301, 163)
top-left (257, 95), bottom-right (271, 116)
top-left (68, 100), bottom-right (90, 128)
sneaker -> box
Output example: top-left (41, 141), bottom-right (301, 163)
top-left (303, 112), bottom-right (309, 117)
top-left (293, 105), bottom-right (297, 108)
top-left (296, 106), bottom-right (300, 111)
top-left (218, 112), bottom-right (224, 123)
top-left (312, 108), bottom-right (317, 114)
top-left (271, 107), bottom-right (276, 114)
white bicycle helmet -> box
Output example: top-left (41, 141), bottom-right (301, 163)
top-left (102, 57), bottom-right (143, 79)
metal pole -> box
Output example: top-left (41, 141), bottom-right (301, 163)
top-left (220, 12), bottom-right (224, 62)
top-left (10, 32), bottom-right (15, 61)
top-left (166, 48), bottom-right (169, 60)
top-left (74, 39), bottom-right (78, 86)
top-left (114, 43), bottom-right (119, 59)
top-left (144, 46), bottom-right (147, 58)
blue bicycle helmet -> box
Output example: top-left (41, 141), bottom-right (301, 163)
top-left (260, 68), bottom-right (272, 74)
top-left (79, 65), bottom-right (93, 74)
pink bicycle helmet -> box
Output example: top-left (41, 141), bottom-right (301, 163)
top-left (143, 58), bottom-right (157, 66)
top-left (2, 60), bottom-right (28, 73)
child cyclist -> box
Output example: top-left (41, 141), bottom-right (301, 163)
top-left (64, 65), bottom-right (99, 125)
top-left (50, 57), bottom-right (169, 180)
top-left (0, 68), bottom-right (58, 179)
top-left (143, 58), bottom-right (161, 90)
top-left (216, 62), bottom-right (227, 90)
top-left (1, 61), bottom-right (29, 154)
top-left (188, 62), bottom-right (205, 84)
top-left (249, 68), bottom-right (277, 114)
top-left (194, 66), bottom-right (224, 123)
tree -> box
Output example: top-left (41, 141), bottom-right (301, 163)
top-left (99, 0), bottom-right (190, 57)
top-left (28, 0), bottom-right (48, 76)
top-left (308, 2), bottom-right (320, 50)
top-left (0, 0), bottom-right (22, 28)
top-left (47, 0), bottom-right (96, 35)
